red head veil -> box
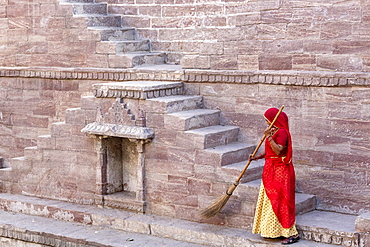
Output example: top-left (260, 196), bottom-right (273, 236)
top-left (264, 108), bottom-right (293, 164)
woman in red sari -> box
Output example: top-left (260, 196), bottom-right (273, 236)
top-left (250, 108), bottom-right (299, 245)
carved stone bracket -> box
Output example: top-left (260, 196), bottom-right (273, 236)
top-left (82, 122), bottom-right (154, 140)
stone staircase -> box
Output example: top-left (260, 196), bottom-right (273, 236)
top-left (2, 79), bottom-right (365, 246)
top-left (59, 0), bottom-right (170, 68)
top-left (132, 83), bottom-right (362, 247)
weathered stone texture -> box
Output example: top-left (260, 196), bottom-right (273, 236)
top-left (0, 0), bottom-right (370, 71)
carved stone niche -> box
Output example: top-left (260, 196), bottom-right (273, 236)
top-left (82, 98), bottom-right (154, 213)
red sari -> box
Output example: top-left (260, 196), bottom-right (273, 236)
top-left (262, 108), bottom-right (296, 229)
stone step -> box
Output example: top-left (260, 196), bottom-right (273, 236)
top-left (145, 95), bottom-right (203, 114)
top-left (92, 81), bottom-right (184, 99)
top-left (195, 142), bottom-right (255, 166)
top-left (185, 125), bottom-right (240, 149)
top-left (218, 158), bottom-right (264, 184)
top-left (0, 210), bottom-right (204, 247)
top-left (72, 3), bottom-right (107, 15)
top-left (116, 40), bottom-right (151, 53)
top-left (65, 107), bottom-right (85, 124)
top-left (86, 15), bottom-right (122, 28)
top-left (234, 179), bottom-right (317, 215)
top-left (90, 27), bottom-right (136, 41)
top-left (0, 193), bottom-right (338, 247)
top-left (8, 157), bottom-right (24, 171)
top-left (97, 40), bottom-right (151, 54)
top-left (23, 146), bottom-right (42, 161)
top-left (297, 210), bottom-right (359, 247)
top-left (62, 0), bottom-right (95, 3)
top-left (37, 133), bottom-right (53, 145)
top-left (110, 52), bottom-right (166, 68)
top-left (164, 109), bottom-right (220, 131)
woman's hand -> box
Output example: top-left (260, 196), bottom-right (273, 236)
top-left (264, 127), bottom-right (276, 137)
top-left (249, 152), bottom-right (265, 161)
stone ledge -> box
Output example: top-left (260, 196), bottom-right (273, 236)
top-left (0, 67), bottom-right (369, 87)
top-left (92, 81), bottom-right (184, 99)
top-left (355, 212), bottom-right (370, 232)
top-left (81, 122), bottom-right (154, 140)
top-left (183, 69), bottom-right (370, 87)
top-left (0, 193), bottom-right (342, 247)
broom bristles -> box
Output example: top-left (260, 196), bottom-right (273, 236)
top-left (200, 193), bottom-right (231, 218)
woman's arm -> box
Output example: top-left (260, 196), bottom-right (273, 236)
top-left (264, 128), bottom-right (285, 155)
top-left (249, 151), bottom-right (266, 161)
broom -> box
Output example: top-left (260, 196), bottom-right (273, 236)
top-left (200, 106), bottom-right (285, 218)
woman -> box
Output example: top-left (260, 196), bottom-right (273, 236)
top-left (250, 108), bottom-right (299, 245)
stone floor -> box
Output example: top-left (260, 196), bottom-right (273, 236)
top-left (0, 193), bottom-right (340, 247)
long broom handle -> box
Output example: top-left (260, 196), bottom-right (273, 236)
top-left (235, 105), bottom-right (285, 183)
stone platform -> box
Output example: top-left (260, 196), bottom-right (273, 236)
top-left (0, 193), bottom-right (339, 247)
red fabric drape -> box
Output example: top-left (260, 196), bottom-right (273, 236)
top-left (262, 108), bottom-right (296, 229)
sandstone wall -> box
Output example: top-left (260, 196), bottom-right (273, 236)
top-left (0, 68), bottom-right (369, 228)
top-left (0, 73), bottom-right (92, 159)
top-left (100, 0), bottom-right (370, 71)
top-left (0, 0), bottom-right (105, 68)
top-left (1, 0), bottom-right (370, 71)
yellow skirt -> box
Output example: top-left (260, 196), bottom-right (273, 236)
top-left (252, 183), bottom-right (298, 238)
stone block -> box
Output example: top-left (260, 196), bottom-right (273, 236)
top-left (181, 55), bottom-right (210, 69)
top-left (37, 135), bottom-right (56, 150)
top-left (55, 136), bottom-right (94, 151)
top-left (287, 22), bottom-right (320, 39)
top-left (147, 202), bottom-right (176, 217)
top-left (210, 55), bottom-right (238, 70)
top-left (188, 178), bottom-right (210, 195)
top-left (108, 54), bottom-right (134, 68)
top-left (9, 157), bottom-right (26, 172)
top-left (292, 54), bottom-right (316, 71)
top-left (24, 146), bottom-right (43, 160)
top-left (228, 12), bottom-right (260, 26)
top-left (121, 16), bottom-right (150, 28)
top-left (164, 109), bottom-right (220, 131)
top-left (145, 112), bottom-right (164, 128)
top-left (144, 95), bottom-right (203, 114)
top-left (42, 149), bottom-right (78, 164)
top-left (321, 22), bottom-right (352, 39)
top-left (356, 212), bottom-right (370, 232)
top-left (359, 233), bottom-right (370, 247)
top-left (185, 125), bottom-right (239, 149)
top-left (196, 143), bottom-right (253, 167)
top-left (257, 23), bottom-right (287, 40)
top-left (258, 54), bottom-right (292, 70)
top-left (162, 5), bottom-right (196, 17)
top-left (65, 108), bottom-right (85, 125)
top-left (262, 40), bottom-right (303, 54)
top-left (194, 164), bottom-right (216, 181)
top-left (96, 41), bottom-right (116, 54)
top-left (238, 55), bottom-right (259, 70)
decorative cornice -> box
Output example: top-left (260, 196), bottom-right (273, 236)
top-left (81, 122), bottom-right (154, 140)
top-left (0, 67), bottom-right (183, 82)
top-left (82, 98), bottom-right (154, 140)
top-left (183, 69), bottom-right (370, 87)
top-left (93, 81), bottom-right (184, 99)
top-left (0, 67), bottom-right (369, 87)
